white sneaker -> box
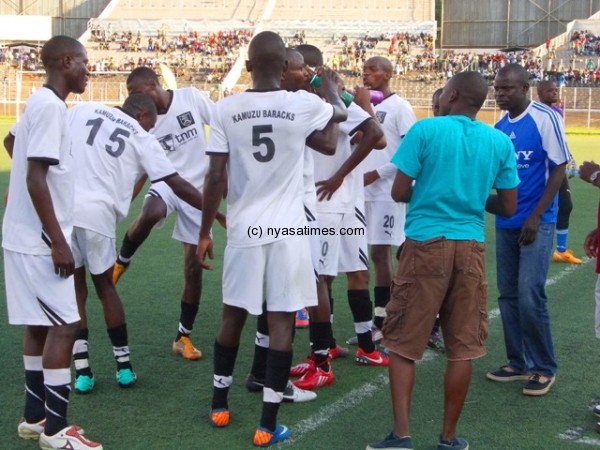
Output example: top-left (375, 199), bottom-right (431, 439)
top-left (18, 419), bottom-right (85, 441)
top-left (18, 418), bottom-right (45, 440)
top-left (39, 425), bottom-right (101, 450)
top-left (282, 380), bottom-right (317, 403)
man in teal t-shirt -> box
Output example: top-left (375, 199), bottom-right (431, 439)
top-left (367, 71), bottom-right (519, 450)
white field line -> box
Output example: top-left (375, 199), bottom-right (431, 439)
top-left (555, 258), bottom-right (600, 447)
top-left (287, 258), bottom-right (593, 446)
top-left (559, 426), bottom-right (600, 446)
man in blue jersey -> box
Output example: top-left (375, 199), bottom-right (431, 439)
top-left (367, 71), bottom-right (518, 450)
top-left (486, 63), bottom-right (569, 396)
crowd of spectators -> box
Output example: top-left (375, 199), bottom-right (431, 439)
top-left (6, 27), bottom-right (600, 88)
top-left (83, 25), bottom-right (254, 83)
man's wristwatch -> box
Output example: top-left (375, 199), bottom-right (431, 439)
top-left (591, 170), bottom-right (600, 185)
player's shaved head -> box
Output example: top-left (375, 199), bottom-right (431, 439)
top-left (286, 48), bottom-right (304, 67)
top-left (122, 92), bottom-right (158, 131)
top-left (446, 71), bottom-right (489, 109)
top-left (295, 44), bottom-right (323, 67)
top-left (127, 67), bottom-right (159, 86)
top-left (248, 31), bottom-right (286, 67)
top-left (41, 35), bottom-right (84, 69)
top-left (497, 63), bottom-right (529, 85)
top-left (366, 56), bottom-right (393, 74)
top-left (537, 79), bottom-right (556, 90)
top-left (437, 71), bottom-right (489, 118)
top-left (123, 92), bottom-right (157, 116)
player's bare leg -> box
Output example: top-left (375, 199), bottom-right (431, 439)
top-left (73, 268), bottom-right (95, 393)
top-left (113, 196), bottom-right (167, 284)
top-left (346, 270), bottom-right (388, 366)
top-left (211, 305), bottom-right (248, 427)
top-left (172, 243), bottom-right (203, 360)
top-left (91, 268), bottom-right (135, 388)
top-left (371, 244), bottom-right (393, 331)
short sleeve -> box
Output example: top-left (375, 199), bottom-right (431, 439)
top-left (206, 102), bottom-right (229, 155)
top-left (27, 101), bottom-right (66, 163)
top-left (391, 121), bottom-right (423, 179)
top-left (493, 135), bottom-right (520, 190)
top-left (140, 136), bottom-right (177, 182)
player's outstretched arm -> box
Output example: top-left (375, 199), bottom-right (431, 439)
top-left (198, 154), bottom-right (228, 270)
top-left (27, 160), bottom-right (74, 278)
top-left (316, 117), bottom-right (383, 201)
top-left (131, 174), bottom-right (148, 201)
top-left (165, 173), bottom-right (203, 211)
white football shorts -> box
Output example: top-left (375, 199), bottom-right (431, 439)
top-left (365, 200), bottom-right (406, 246)
top-left (4, 250), bottom-right (79, 326)
top-left (146, 180), bottom-right (203, 245)
top-left (337, 206), bottom-right (369, 274)
top-left (315, 212), bottom-right (343, 277)
top-left (72, 227), bottom-right (116, 275)
top-left (222, 235), bottom-right (317, 315)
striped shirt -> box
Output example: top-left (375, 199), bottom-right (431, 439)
top-left (495, 100), bottom-right (569, 229)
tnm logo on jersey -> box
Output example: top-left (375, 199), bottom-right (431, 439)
top-left (157, 128), bottom-right (199, 152)
top-left (376, 111), bottom-right (387, 124)
top-left (177, 111), bottom-right (195, 128)
top-left (158, 134), bottom-right (176, 152)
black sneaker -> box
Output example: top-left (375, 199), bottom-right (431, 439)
top-left (366, 432), bottom-right (413, 449)
top-left (522, 373), bottom-right (555, 396)
top-left (594, 404), bottom-right (600, 418)
top-left (245, 374), bottom-right (264, 392)
top-left (437, 436), bottom-right (469, 450)
top-left (486, 365), bottom-right (530, 382)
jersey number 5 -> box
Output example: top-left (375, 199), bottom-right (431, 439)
top-left (252, 125), bottom-right (275, 162)
top-left (86, 117), bottom-right (131, 158)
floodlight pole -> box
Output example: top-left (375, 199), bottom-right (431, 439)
top-left (506, 0), bottom-right (511, 47)
top-left (439, 0), bottom-right (444, 54)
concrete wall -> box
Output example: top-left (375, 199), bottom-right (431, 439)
top-left (0, 0), bottom-right (110, 39)
top-left (442, 0), bottom-right (600, 48)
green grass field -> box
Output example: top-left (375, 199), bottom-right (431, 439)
top-left (1, 120), bottom-right (600, 449)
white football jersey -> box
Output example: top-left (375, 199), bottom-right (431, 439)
top-left (151, 87), bottom-right (213, 189)
top-left (68, 103), bottom-right (177, 238)
top-left (208, 89), bottom-right (334, 247)
top-left (2, 87), bottom-right (73, 255)
top-left (313, 102), bottom-right (371, 214)
top-left (303, 147), bottom-right (317, 216)
top-left (362, 94), bottom-right (416, 201)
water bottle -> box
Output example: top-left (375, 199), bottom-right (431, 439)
top-left (567, 160), bottom-right (579, 179)
top-left (369, 90), bottom-right (384, 105)
top-left (310, 75), bottom-right (354, 107)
